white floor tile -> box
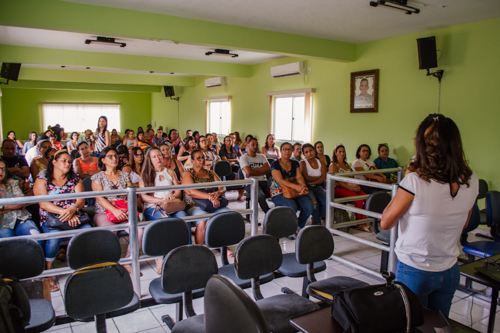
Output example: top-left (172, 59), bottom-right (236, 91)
top-left (45, 323), bottom-right (72, 332)
top-left (138, 327), bottom-right (167, 333)
top-left (450, 296), bottom-right (490, 324)
top-left (113, 308), bottom-right (164, 333)
top-left (72, 319), bottom-right (119, 333)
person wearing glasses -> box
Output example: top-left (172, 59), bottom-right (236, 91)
top-left (122, 147), bottom-right (144, 186)
top-left (351, 144), bottom-right (386, 194)
top-left (198, 135), bottom-right (219, 170)
top-left (182, 149), bottom-right (229, 245)
top-left (374, 144), bottom-right (399, 183)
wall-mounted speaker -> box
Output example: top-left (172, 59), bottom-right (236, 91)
top-left (0, 63), bottom-right (22, 81)
top-left (416, 37), bottom-right (437, 70)
top-left (164, 86), bottom-right (175, 98)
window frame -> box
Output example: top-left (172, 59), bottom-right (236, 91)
top-left (203, 96), bottom-right (232, 136)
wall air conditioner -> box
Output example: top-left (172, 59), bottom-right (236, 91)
top-left (270, 61), bottom-right (307, 78)
top-left (205, 76), bottom-right (227, 88)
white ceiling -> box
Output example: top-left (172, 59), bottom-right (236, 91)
top-left (63, 0), bottom-right (500, 44)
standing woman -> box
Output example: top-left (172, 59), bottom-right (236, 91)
top-left (299, 144), bottom-right (327, 225)
top-left (23, 132), bottom-right (37, 155)
top-left (168, 129), bottom-right (184, 157)
top-left (73, 141), bottom-right (99, 179)
top-left (374, 143), bottom-right (399, 183)
top-left (351, 144), bottom-right (386, 194)
top-left (91, 146), bottom-right (143, 274)
top-left (123, 147), bottom-right (144, 186)
top-left (177, 136), bottom-right (196, 165)
top-left (182, 149), bottom-right (229, 245)
top-left (66, 132), bottom-right (80, 152)
top-left (30, 142), bottom-right (53, 180)
top-left (122, 129), bottom-right (136, 148)
top-left (381, 114), bottom-right (478, 316)
top-left (7, 131), bottom-right (24, 156)
top-left (314, 141), bottom-right (331, 169)
top-left (33, 150), bottom-right (91, 291)
top-left (270, 142), bottom-right (313, 231)
top-left (261, 134), bottom-right (280, 159)
top-left (94, 116), bottom-right (111, 155)
top-left (160, 143), bottom-right (184, 182)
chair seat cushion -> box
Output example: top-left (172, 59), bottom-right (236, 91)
top-left (219, 264), bottom-right (274, 289)
top-left (26, 299), bottom-right (55, 333)
top-left (256, 294), bottom-right (319, 333)
top-left (278, 253), bottom-right (326, 277)
top-left (149, 277), bottom-right (204, 304)
top-left (172, 314), bottom-right (205, 333)
top-left (78, 293), bottom-right (141, 322)
top-left (463, 242), bottom-right (500, 258)
top-left (479, 211), bottom-right (487, 225)
top-left (307, 276), bottom-right (369, 304)
top-left (376, 230), bottom-right (391, 244)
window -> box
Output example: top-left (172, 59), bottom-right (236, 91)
top-left (42, 103), bottom-right (121, 133)
top-left (267, 89), bottom-right (314, 142)
top-left (204, 96), bottom-right (231, 135)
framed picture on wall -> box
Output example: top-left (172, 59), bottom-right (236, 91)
top-left (350, 69), bottom-right (379, 113)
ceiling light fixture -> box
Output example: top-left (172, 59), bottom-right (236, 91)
top-left (205, 49), bottom-right (238, 58)
top-left (369, 0), bottom-right (420, 14)
top-left (85, 36), bottom-right (126, 47)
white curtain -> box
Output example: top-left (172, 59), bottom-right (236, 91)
top-left (42, 104), bottom-right (121, 133)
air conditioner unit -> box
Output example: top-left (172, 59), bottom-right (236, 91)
top-left (270, 61), bottom-right (307, 78)
top-left (205, 76), bottom-right (227, 88)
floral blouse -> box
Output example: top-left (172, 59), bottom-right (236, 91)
top-left (38, 174), bottom-right (80, 224)
top-left (91, 171), bottom-right (131, 214)
top-left (0, 179), bottom-right (32, 229)
top-left (270, 160), bottom-right (299, 198)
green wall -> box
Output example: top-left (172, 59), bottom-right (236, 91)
top-left (1, 89), bottom-right (151, 139)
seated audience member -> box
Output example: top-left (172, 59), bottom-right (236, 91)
top-left (177, 136), bottom-right (196, 165)
top-left (291, 142), bottom-right (302, 162)
top-left (233, 131), bottom-right (243, 146)
top-left (145, 129), bottom-right (155, 143)
top-left (79, 129), bottom-right (94, 150)
top-left (182, 149), bottom-right (229, 244)
top-left (45, 129), bottom-right (53, 138)
top-left (33, 150), bottom-right (91, 292)
top-left (110, 129), bottom-right (122, 144)
top-left (270, 142), bottom-right (313, 232)
top-left (152, 128), bottom-right (169, 147)
top-left (122, 129), bottom-right (136, 148)
top-left (374, 143), bottom-right (399, 183)
top-left (122, 147), bottom-right (144, 186)
top-left (50, 124), bottom-right (62, 141)
top-left (352, 144), bottom-right (387, 194)
top-left (314, 141), bottom-right (330, 169)
top-left (94, 116), bottom-right (111, 155)
top-left (212, 133), bottom-right (222, 148)
top-left (2, 139), bottom-right (30, 179)
top-left (31, 147), bottom-right (55, 180)
top-left (132, 131), bottom-right (151, 150)
top-left (66, 132), bottom-right (80, 152)
top-left (207, 134), bottom-right (220, 155)
top-left (137, 126), bottom-right (144, 134)
top-left (116, 145), bottom-right (130, 171)
top-left (193, 131), bottom-right (200, 145)
top-left (48, 134), bottom-right (63, 150)
top-left (329, 144), bottom-right (368, 229)
top-left (91, 146), bottom-right (143, 274)
top-left (261, 134), bottom-right (280, 160)
top-left (7, 131), bottom-right (24, 156)
top-left (0, 158), bottom-right (41, 240)
top-left (73, 141), bottom-right (99, 179)
top-left (219, 135), bottom-right (245, 201)
top-left (240, 138), bottom-right (271, 213)
top-left (230, 132), bottom-right (243, 157)
top-left (240, 134), bottom-right (253, 152)
top-left (23, 132), bottom-right (37, 156)
top-left (160, 143), bottom-right (184, 182)
top-left (60, 128), bottom-right (68, 141)
top-left (300, 144), bottom-right (327, 225)
top-left (146, 124), bottom-right (152, 132)
top-left (198, 135), bottom-right (219, 169)
top-left (184, 129), bottom-right (193, 144)
top-left (168, 129), bottom-right (183, 157)
top-left (26, 134), bottom-right (48, 166)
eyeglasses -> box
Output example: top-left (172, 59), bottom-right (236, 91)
top-left (106, 154), bottom-right (119, 160)
top-left (360, 149), bottom-right (369, 153)
top-left (0, 167), bottom-right (5, 172)
top-left (282, 148), bottom-right (292, 152)
top-left (200, 139), bottom-right (207, 143)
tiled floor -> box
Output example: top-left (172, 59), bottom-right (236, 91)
top-left (45, 191), bottom-right (498, 332)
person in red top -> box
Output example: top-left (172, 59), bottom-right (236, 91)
top-left (48, 134), bottom-right (63, 150)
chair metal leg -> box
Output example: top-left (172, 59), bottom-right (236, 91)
top-left (95, 314), bottom-right (107, 333)
top-left (161, 315), bottom-right (176, 329)
top-left (176, 302), bottom-right (183, 323)
top-left (246, 198), bottom-right (251, 221)
top-left (465, 253), bottom-right (475, 289)
top-left (301, 276), bottom-right (310, 299)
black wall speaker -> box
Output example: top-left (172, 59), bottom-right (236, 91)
top-left (416, 37), bottom-right (437, 70)
top-left (164, 86), bottom-right (175, 98)
top-left (0, 63), bottom-right (22, 81)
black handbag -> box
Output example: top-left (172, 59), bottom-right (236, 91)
top-left (46, 210), bottom-right (91, 230)
top-left (331, 271), bottom-right (424, 333)
top-left (192, 188), bottom-right (229, 213)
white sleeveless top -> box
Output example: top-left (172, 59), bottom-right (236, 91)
top-left (144, 168), bottom-right (174, 209)
top-left (264, 147), bottom-right (279, 159)
top-left (304, 158), bottom-right (322, 177)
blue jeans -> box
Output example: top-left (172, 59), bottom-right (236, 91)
top-left (186, 206), bottom-right (231, 224)
top-left (143, 207), bottom-right (192, 244)
top-left (271, 194), bottom-right (314, 229)
top-left (307, 185), bottom-right (326, 222)
top-left (42, 222), bottom-right (92, 261)
top-left (0, 220), bottom-right (43, 247)
top-left (395, 260), bottom-right (460, 317)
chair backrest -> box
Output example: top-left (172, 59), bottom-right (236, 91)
top-left (486, 191), bottom-right (500, 235)
top-left (463, 203), bottom-right (481, 234)
top-left (238, 167), bottom-right (245, 181)
top-left (0, 238), bottom-right (45, 279)
top-left (67, 229), bottom-right (122, 270)
top-left (205, 211), bottom-right (246, 248)
top-left (235, 235), bottom-right (282, 280)
top-left (263, 206), bottom-right (298, 239)
top-left (70, 149), bottom-right (80, 161)
top-left (478, 179), bottom-right (489, 200)
top-left (161, 245), bottom-right (218, 294)
top-left (296, 226), bottom-right (333, 265)
top-left (365, 192), bottom-right (392, 233)
top-left (204, 275), bottom-right (270, 333)
top-left (82, 177), bottom-right (93, 192)
top-left (214, 160), bottom-right (232, 179)
top-left (142, 218), bottom-right (191, 257)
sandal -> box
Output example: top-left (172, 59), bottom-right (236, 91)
top-left (49, 279), bottom-right (59, 292)
top-left (356, 224), bottom-right (371, 233)
top-left (123, 264), bottom-right (143, 276)
top-left (227, 249), bottom-right (235, 259)
top-left (156, 258), bottom-right (162, 275)
top-left (237, 195), bottom-right (246, 202)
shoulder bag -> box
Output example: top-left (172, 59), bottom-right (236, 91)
top-left (46, 210), bottom-right (91, 230)
top-left (156, 198), bottom-right (186, 214)
top-left (105, 199), bottom-right (141, 223)
top-left (281, 177), bottom-right (306, 199)
top-left (192, 188), bottom-right (228, 213)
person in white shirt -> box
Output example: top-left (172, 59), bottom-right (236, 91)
top-left (381, 113), bottom-right (478, 317)
top-left (351, 144), bottom-right (386, 194)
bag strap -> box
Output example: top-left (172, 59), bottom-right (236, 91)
top-left (383, 271), bottom-right (411, 333)
top-left (73, 262), bottom-right (118, 276)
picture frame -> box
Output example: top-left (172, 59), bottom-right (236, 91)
top-left (350, 69), bottom-right (379, 113)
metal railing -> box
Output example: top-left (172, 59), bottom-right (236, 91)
top-left (325, 167), bottom-right (402, 277)
top-left (0, 178), bottom-right (260, 297)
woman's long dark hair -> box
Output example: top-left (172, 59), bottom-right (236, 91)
top-left (332, 144), bottom-right (348, 164)
top-left (29, 132), bottom-right (37, 143)
top-left (223, 135), bottom-right (234, 155)
top-left (409, 113), bottom-right (472, 187)
top-left (184, 136), bottom-right (195, 151)
top-left (355, 144), bottom-right (371, 159)
top-left (98, 146), bottom-right (118, 171)
top-left (129, 147), bottom-right (144, 174)
top-left (314, 141), bottom-right (324, 155)
top-left (96, 116), bottom-right (108, 137)
top-left (0, 159), bottom-right (10, 186)
top-left (141, 147), bottom-right (162, 188)
top-left (46, 151), bottom-right (78, 183)
top-left (264, 134), bottom-right (275, 150)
